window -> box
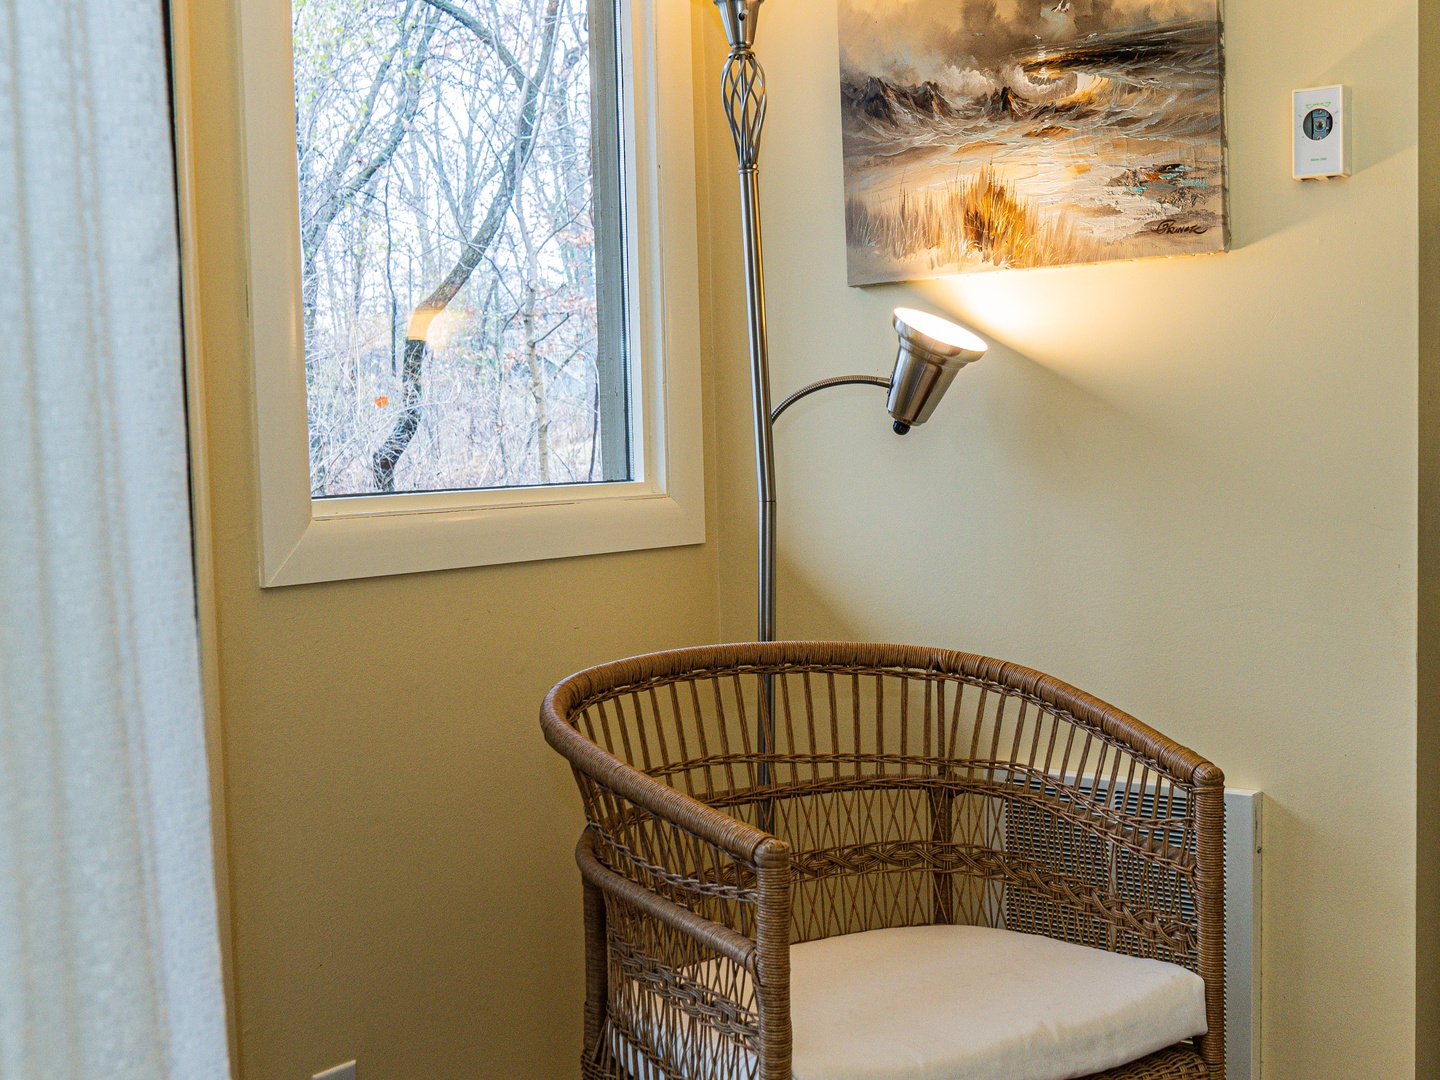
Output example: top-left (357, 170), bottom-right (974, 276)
top-left (232, 0), bottom-right (703, 585)
top-left (292, 0), bottom-right (629, 497)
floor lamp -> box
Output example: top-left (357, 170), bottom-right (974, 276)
top-left (712, 0), bottom-right (991, 645)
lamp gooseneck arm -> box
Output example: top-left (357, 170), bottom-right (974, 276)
top-left (770, 375), bottom-right (892, 424)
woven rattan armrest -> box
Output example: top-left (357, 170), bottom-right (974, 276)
top-left (577, 829), bottom-right (759, 971)
top-left (954, 652), bottom-right (1215, 789)
top-left (544, 680), bottom-right (786, 867)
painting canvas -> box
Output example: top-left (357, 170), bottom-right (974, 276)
top-left (837, 0), bottom-right (1228, 284)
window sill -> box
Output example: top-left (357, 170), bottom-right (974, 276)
top-left (263, 486), bottom-right (704, 586)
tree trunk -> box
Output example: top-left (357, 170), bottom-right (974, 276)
top-left (371, 0), bottom-right (562, 491)
top-left (518, 195), bottom-right (551, 483)
top-left (371, 335), bottom-right (427, 489)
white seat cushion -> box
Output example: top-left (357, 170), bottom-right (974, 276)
top-left (785, 924), bottom-right (1207, 1080)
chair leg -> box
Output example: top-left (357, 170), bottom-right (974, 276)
top-left (583, 875), bottom-right (609, 1066)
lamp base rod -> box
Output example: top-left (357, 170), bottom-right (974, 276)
top-left (716, 0), bottom-right (776, 828)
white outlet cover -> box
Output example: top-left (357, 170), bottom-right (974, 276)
top-left (313, 1062), bottom-right (356, 1080)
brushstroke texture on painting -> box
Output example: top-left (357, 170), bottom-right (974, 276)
top-left (837, 0), bottom-right (1228, 284)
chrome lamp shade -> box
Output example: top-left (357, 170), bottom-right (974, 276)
top-left (887, 307), bottom-right (988, 435)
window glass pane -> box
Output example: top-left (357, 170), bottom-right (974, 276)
top-left (292, 0), bottom-right (630, 496)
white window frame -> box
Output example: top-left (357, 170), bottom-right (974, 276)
top-left (235, 0), bottom-right (705, 586)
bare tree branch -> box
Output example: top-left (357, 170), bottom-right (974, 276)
top-left (300, 5), bottom-right (439, 305)
top-left (420, 0), bottom-right (525, 86)
top-left (372, 0), bottom-right (563, 490)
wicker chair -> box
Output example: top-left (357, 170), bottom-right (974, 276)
top-left (541, 642), bottom-right (1225, 1080)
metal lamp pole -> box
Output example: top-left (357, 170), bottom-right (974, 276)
top-left (714, 0), bottom-right (778, 645)
top-left (713, 0), bottom-right (783, 825)
top-left (708, 0), bottom-right (986, 811)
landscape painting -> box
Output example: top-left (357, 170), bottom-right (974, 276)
top-left (837, 0), bottom-right (1228, 284)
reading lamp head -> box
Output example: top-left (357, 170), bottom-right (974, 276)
top-left (887, 308), bottom-right (987, 435)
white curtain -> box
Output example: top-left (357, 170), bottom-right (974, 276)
top-left (0, 0), bottom-right (231, 1077)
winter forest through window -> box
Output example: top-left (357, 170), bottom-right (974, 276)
top-left (294, 0), bottom-right (629, 497)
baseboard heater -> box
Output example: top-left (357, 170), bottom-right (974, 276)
top-left (1225, 789), bottom-right (1263, 1080)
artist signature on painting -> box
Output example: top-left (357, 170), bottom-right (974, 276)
top-left (1151, 220), bottom-right (1210, 236)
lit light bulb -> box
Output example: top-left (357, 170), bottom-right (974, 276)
top-left (887, 308), bottom-right (987, 434)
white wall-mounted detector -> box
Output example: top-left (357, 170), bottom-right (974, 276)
top-left (1293, 85), bottom-right (1351, 179)
top-left (313, 1062), bottom-right (356, 1080)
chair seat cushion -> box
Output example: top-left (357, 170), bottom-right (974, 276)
top-left (786, 925), bottom-right (1207, 1080)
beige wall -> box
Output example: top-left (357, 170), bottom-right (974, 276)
top-left (179, 1), bottom-right (720, 1076)
top-left (701, 1), bottom-right (1421, 1077)
top-left (184, 0), bottom-right (1429, 1073)
top-left (1418, 0), bottom-right (1439, 1074)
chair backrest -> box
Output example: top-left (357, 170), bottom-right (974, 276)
top-left (547, 641), bottom-right (1220, 976)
